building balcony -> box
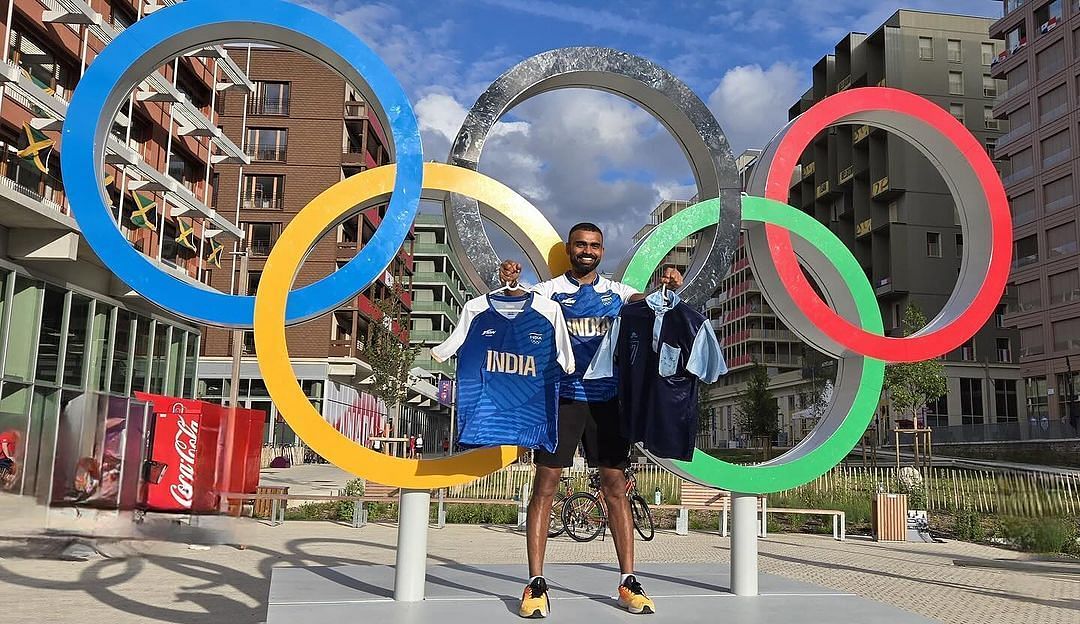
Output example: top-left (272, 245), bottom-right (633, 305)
top-left (815, 180), bottom-right (837, 200)
top-left (802, 161), bottom-right (816, 179)
top-left (993, 79), bottom-right (1029, 109)
top-left (856, 218), bottom-right (872, 238)
top-left (410, 329), bottom-right (451, 344)
top-left (413, 300), bottom-right (459, 320)
top-left (995, 121), bottom-right (1032, 149)
top-left (413, 241), bottom-right (453, 256)
top-left (345, 100), bottom-right (368, 121)
top-left (1002, 165), bottom-right (1034, 186)
top-left (839, 164), bottom-right (856, 185)
top-left (852, 125), bottom-right (871, 145)
top-left (871, 176), bottom-right (902, 201)
top-left (329, 338), bottom-right (364, 359)
top-left (412, 355), bottom-right (455, 377)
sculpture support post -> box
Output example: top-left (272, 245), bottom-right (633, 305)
top-left (730, 492), bottom-right (758, 597)
top-left (393, 489), bottom-right (430, 601)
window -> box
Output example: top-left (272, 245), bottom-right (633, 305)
top-left (1006, 24), bottom-right (1027, 53)
top-left (244, 222), bottom-right (279, 256)
top-left (1038, 84), bottom-right (1068, 124)
top-left (949, 103), bottom-right (965, 123)
top-left (1049, 269), bottom-right (1080, 303)
top-left (168, 149), bottom-right (197, 192)
top-left (210, 172), bottom-right (220, 209)
top-left (1009, 147), bottom-right (1034, 183)
top-left (996, 379), bottom-right (1019, 422)
top-left (1006, 63), bottom-right (1029, 93)
top-left (1014, 234), bottom-right (1039, 268)
top-left (986, 138), bottom-right (997, 156)
top-left (1041, 129), bottom-right (1071, 168)
top-left (995, 304), bottom-right (1007, 327)
top-left (1036, 40), bottom-right (1065, 79)
top-left (960, 338), bottom-right (976, 361)
top-left (919, 36), bottom-right (934, 60)
top-left (997, 337), bottom-right (1012, 362)
top-left (1053, 317), bottom-right (1080, 351)
top-left (1020, 325), bottom-right (1045, 356)
top-left (926, 231), bottom-right (942, 257)
top-left (1025, 376), bottom-right (1048, 420)
top-left (983, 74), bottom-right (997, 97)
top-left (926, 395), bottom-right (949, 429)
top-left (947, 39), bottom-right (962, 62)
top-left (960, 378), bottom-right (984, 424)
top-left (1009, 104), bottom-right (1032, 136)
top-left (1035, 0), bottom-right (1063, 34)
top-left (1056, 372), bottom-right (1079, 420)
top-left (1018, 279), bottom-right (1042, 311)
top-left (955, 233), bottom-right (964, 258)
top-left (949, 71), bottom-right (964, 95)
top-left (1010, 190), bottom-right (1036, 225)
top-left (1044, 175), bottom-right (1073, 213)
top-left (110, 1), bottom-right (135, 29)
top-left (1047, 221), bottom-right (1078, 257)
top-left (249, 81), bottom-right (290, 116)
top-left (246, 128), bottom-right (287, 161)
top-left (241, 174), bottom-right (285, 209)
top-left (984, 106), bottom-right (998, 130)
top-left (7, 25), bottom-right (75, 100)
top-left (246, 270), bottom-right (262, 296)
top-left (982, 42), bottom-right (996, 66)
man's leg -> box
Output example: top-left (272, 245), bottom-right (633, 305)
top-left (526, 465), bottom-right (561, 577)
top-left (598, 467), bottom-right (633, 574)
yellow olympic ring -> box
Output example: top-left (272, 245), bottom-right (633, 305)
top-left (254, 163), bottom-right (569, 488)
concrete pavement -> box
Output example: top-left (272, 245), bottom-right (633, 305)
top-left (0, 519), bottom-right (1076, 624)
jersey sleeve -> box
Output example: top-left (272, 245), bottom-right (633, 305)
top-left (582, 316), bottom-right (620, 380)
top-left (609, 279), bottom-right (640, 302)
top-left (686, 319), bottom-right (727, 383)
top-left (431, 297), bottom-right (483, 362)
top-left (551, 305), bottom-right (576, 374)
top-left (530, 278), bottom-right (554, 299)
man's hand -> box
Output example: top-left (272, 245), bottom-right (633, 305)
top-left (660, 266), bottom-right (684, 289)
top-left (499, 259), bottom-right (523, 287)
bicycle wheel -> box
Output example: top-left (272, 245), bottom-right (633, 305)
top-left (548, 492), bottom-right (566, 538)
top-left (562, 492), bottom-right (605, 542)
top-left (630, 495), bottom-right (655, 541)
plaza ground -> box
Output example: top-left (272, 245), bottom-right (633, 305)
top-left (0, 514), bottom-right (1076, 624)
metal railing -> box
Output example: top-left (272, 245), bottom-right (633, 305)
top-left (248, 96), bottom-right (290, 116)
top-left (247, 145), bottom-right (287, 162)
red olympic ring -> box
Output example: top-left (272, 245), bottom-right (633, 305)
top-left (762, 88), bottom-right (1012, 362)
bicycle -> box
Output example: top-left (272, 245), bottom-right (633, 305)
top-left (561, 466), bottom-right (655, 542)
top-left (547, 474), bottom-right (574, 538)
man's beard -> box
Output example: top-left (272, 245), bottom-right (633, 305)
top-left (570, 255), bottom-right (600, 274)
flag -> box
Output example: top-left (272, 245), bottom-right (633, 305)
top-left (129, 190), bottom-right (157, 231)
top-left (16, 122), bottom-right (54, 174)
top-left (176, 219), bottom-right (198, 252)
top-left (104, 173), bottom-right (115, 187)
top-left (207, 239), bottom-right (223, 268)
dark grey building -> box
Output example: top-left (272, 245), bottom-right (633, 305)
top-left (786, 10), bottom-right (1023, 442)
top-left (990, 0), bottom-right (1080, 436)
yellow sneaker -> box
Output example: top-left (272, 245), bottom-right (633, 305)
top-left (617, 575), bottom-right (655, 614)
top-left (519, 577), bottom-right (550, 618)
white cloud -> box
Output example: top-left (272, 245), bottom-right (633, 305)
top-left (707, 62), bottom-right (807, 153)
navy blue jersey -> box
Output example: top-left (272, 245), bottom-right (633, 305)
top-left (585, 291), bottom-right (726, 460)
top-left (432, 292), bottom-right (574, 452)
top-left (533, 273), bottom-right (638, 402)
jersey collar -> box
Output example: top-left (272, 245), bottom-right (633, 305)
top-left (487, 290), bottom-right (534, 318)
top-left (564, 271), bottom-right (602, 288)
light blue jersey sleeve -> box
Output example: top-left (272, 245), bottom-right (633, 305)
top-left (686, 320), bottom-right (727, 383)
top-left (582, 316), bottom-right (620, 380)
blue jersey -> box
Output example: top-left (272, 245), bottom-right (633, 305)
top-left (533, 273), bottom-right (639, 402)
top-left (585, 291), bottom-right (726, 461)
top-left (431, 292), bottom-right (574, 452)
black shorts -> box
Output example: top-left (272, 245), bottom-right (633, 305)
top-left (534, 398), bottom-right (630, 469)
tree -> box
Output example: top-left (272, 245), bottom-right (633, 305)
top-left (360, 282), bottom-right (421, 455)
top-left (736, 361), bottom-right (779, 460)
top-left (883, 303), bottom-right (948, 427)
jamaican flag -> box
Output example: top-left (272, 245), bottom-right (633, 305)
top-left (129, 190), bottom-right (157, 231)
top-left (207, 238), bottom-right (224, 268)
top-left (16, 122), bottom-right (54, 174)
top-left (176, 219), bottom-right (198, 252)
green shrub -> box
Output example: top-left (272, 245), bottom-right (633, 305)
top-left (444, 503), bottom-right (517, 524)
top-left (953, 506), bottom-right (985, 542)
top-left (334, 478), bottom-right (366, 520)
top-left (999, 516), bottom-right (1078, 553)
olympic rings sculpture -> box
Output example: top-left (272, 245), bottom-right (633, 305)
top-left (61, 0), bottom-right (1010, 492)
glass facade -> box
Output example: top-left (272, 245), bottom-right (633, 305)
top-left (0, 267), bottom-right (199, 498)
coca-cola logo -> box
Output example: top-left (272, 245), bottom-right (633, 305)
top-left (169, 414), bottom-right (198, 508)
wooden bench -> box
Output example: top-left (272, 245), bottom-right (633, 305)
top-left (654, 481), bottom-right (766, 537)
top-left (763, 507), bottom-right (846, 541)
top-left (221, 491), bottom-right (366, 527)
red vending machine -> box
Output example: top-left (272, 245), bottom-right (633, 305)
top-left (137, 393), bottom-right (265, 513)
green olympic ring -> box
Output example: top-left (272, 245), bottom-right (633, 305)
top-left (622, 196), bottom-right (885, 493)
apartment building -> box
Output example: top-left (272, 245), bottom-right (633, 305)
top-left (196, 46), bottom-right (450, 454)
top-left (990, 0), bottom-right (1080, 437)
top-left (778, 10), bottom-right (1025, 445)
top-left (0, 0), bottom-right (247, 501)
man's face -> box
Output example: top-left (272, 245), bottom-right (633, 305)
top-left (567, 229), bottom-right (604, 274)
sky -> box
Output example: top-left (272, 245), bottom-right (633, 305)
top-left (296, 0), bottom-right (1000, 268)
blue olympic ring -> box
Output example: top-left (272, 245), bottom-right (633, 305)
top-left (61, 0), bottom-right (422, 328)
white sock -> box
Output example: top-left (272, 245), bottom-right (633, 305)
top-left (529, 575), bottom-right (544, 585)
top-left (621, 573), bottom-right (634, 585)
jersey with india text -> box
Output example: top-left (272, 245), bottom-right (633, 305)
top-left (431, 292), bottom-right (574, 452)
top-left (533, 273), bottom-right (639, 402)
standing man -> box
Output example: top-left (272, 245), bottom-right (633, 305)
top-left (415, 434), bottom-right (424, 459)
top-left (505, 222), bottom-right (682, 618)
